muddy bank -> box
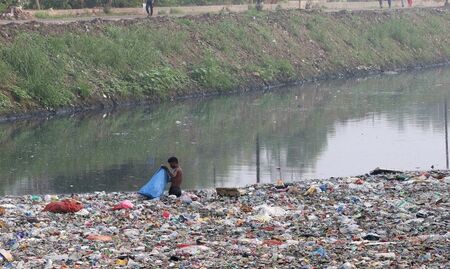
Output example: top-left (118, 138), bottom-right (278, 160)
top-left (0, 170), bottom-right (449, 268)
top-left (1, 8), bottom-right (450, 118)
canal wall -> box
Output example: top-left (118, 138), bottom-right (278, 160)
top-left (1, 8), bottom-right (450, 118)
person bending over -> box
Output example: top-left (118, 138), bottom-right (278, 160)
top-left (162, 157), bottom-right (183, 197)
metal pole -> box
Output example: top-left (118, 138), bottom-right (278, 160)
top-left (256, 134), bottom-right (260, 183)
top-left (278, 143), bottom-right (282, 180)
top-left (445, 99), bottom-right (449, 169)
top-left (213, 164), bottom-right (217, 186)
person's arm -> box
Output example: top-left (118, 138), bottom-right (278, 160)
top-left (161, 166), bottom-right (177, 178)
top-left (169, 168), bottom-right (180, 179)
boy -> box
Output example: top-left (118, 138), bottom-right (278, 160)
top-left (162, 157), bottom-right (183, 197)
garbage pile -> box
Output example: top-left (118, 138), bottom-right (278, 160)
top-left (0, 170), bottom-right (449, 268)
top-left (0, 6), bottom-right (31, 20)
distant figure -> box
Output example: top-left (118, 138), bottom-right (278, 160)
top-left (146, 0), bottom-right (154, 17)
top-left (379, 0), bottom-right (392, 8)
top-left (407, 0), bottom-right (413, 7)
top-left (162, 157), bottom-right (183, 197)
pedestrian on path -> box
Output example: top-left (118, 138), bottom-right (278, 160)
top-left (146, 0), bottom-right (154, 17)
top-left (407, 0), bottom-right (413, 7)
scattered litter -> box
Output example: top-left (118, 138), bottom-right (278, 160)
top-left (86, 235), bottom-right (113, 242)
top-left (42, 199), bottom-right (83, 213)
top-left (0, 249), bottom-right (13, 262)
top-left (111, 200), bottom-right (134, 211)
top-left (216, 187), bottom-right (244, 197)
top-left (0, 169), bottom-right (448, 267)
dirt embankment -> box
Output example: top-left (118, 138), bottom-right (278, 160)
top-left (1, 8), bottom-right (450, 119)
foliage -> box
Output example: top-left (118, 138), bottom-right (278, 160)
top-left (190, 56), bottom-right (235, 90)
top-left (2, 34), bottom-right (72, 107)
top-left (0, 61), bottom-right (12, 86)
top-left (125, 68), bottom-right (190, 97)
top-left (247, 57), bottom-right (295, 81)
top-left (1, 9), bottom-right (450, 113)
top-left (103, 2), bottom-right (112, 13)
top-left (0, 0), bottom-right (18, 13)
top-left (0, 93), bottom-right (12, 110)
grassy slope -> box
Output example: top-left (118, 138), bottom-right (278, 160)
top-left (1, 8), bottom-right (450, 114)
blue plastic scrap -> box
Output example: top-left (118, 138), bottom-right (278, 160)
top-left (138, 168), bottom-right (169, 199)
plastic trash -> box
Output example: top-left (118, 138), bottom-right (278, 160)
top-left (311, 247), bottom-right (327, 258)
top-left (362, 233), bottom-right (380, 241)
top-left (115, 259), bottom-right (128, 266)
top-left (263, 239), bottom-right (284, 246)
top-left (111, 200), bottom-right (134, 210)
top-left (336, 204), bottom-right (345, 214)
top-left (177, 245), bottom-right (210, 255)
top-left (30, 195), bottom-right (42, 203)
top-left (375, 252), bottom-right (396, 259)
top-left (0, 169), bottom-right (448, 268)
top-left (0, 249), bottom-right (13, 262)
top-left (255, 204), bottom-right (286, 217)
top-left (42, 199), bottom-right (83, 213)
top-left (138, 168), bottom-right (169, 199)
top-left (339, 262), bottom-right (356, 269)
top-left (162, 211), bottom-right (171, 219)
top-left (180, 195), bottom-right (193, 205)
top-left (304, 185), bottom-right (319, 195)
top-left (75, 208), bottom-right (90, 216)
top-left (86, 235), bottom-right (113, 242)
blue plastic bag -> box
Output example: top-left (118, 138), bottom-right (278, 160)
top-left (138, 168), bottom-right (169, 199)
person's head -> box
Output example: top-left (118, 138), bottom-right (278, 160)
top-left (168, 156), bottom-right (179, 168)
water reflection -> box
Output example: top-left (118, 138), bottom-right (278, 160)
top-left (1, 67), bottom-right (450, 195)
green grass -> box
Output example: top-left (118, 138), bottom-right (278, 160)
top-left (244, 7), bottom-right (267, 18)
top-left (190, 55), bottom-right (235, 90)
top-left (246, 57), bottom-right (296, 81)
top-left (0, 61), bottom-right (12, 86)
top-left (2, 34), bottom-right (72, 107)
top-left (1, 9), bottom-right (450, 114)
top-left (125, 67), bottom-right (190, 97)
top-left (0, 93), bottom-right (12, 111)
